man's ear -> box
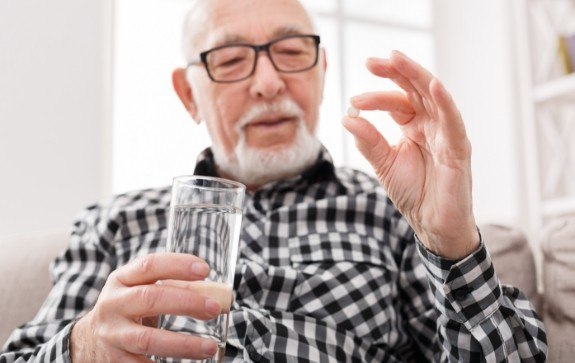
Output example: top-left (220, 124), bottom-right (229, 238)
top-left (321, 48), bottom-right (327, 73)
top-left (319, 48), bottom-right (328, 102)
top-left (172, 68), bottom-right (200, 123)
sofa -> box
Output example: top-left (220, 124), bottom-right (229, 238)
top-left (1, 222), bottom-right (574, 361)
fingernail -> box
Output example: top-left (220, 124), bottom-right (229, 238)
top-left (205, 299), bottom-right (221, 316)
top-left (366, 57), bottom-right (384, 65)
top-left (349, 95), bottom-right (365, 109)
top-left (191, 262), bottom-right (209, 276)
top-left (434, 77), bottom-right (446, 91)
top-left (201, 339), bottom-right (218, 356)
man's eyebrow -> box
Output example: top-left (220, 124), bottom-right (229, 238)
top-left (213, 34), bottom-right (247, 48)
top-left (212, 26), bottom-right (309, 48)
top-left (270, 25), bottom-right (307, 39)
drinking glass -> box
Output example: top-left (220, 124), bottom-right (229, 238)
top-left (156, 176), bottom-right (245, 363)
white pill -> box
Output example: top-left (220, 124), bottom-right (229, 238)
top-left (347, 106), bottom-right (360, 118)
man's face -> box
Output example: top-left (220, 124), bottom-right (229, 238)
top-left (185, 0), bottom-right (326, 162)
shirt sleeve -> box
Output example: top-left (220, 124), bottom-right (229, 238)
top-left (414, 231), bottom-right (548, 362)
top-left (0, 204), bottom-right (116, 363)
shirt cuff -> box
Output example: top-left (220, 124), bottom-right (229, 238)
top-left (415, 230), bottom-right (502, 330)
top-left (36, 321), bottom-right (75, 363)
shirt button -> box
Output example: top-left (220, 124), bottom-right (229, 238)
top-left (247, 345), bottom-right (262, 362)
top-left (453, 287), bottom-right (471, 301)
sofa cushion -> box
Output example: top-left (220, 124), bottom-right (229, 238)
top-left (480, 224), bottom-right (540, 312)
top-left (541, 216), bottom-right (575, 363)
top-left (0, 230), bottom-right (69, 346)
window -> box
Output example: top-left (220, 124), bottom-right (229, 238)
top-left (113, 0), bottom-right (433, 193)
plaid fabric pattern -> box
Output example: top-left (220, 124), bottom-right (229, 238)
top-left (1, 148), bottom-right (547, 363)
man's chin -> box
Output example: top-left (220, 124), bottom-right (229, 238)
top-left (245, 141), bottom-right (296, 154)
top-left (218, 141), bottom-right (320, 188)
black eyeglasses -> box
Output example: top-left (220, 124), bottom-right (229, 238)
top-left (187, 34), bottom-right (321, 83)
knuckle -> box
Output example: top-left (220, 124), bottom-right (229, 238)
top-left (183, 293), bottom-right (203, 314)
top-left (138, 285), bottom-right (160, 312)
top-left (107, 269), bottom-right (121, 284)
top-left (95, 284), bottom-right (122, 312)
top-left (90, 303), bottom-right (107, 324)
top-left (108, 267), bottom-right (134, 289)
top-left (128, 328), bottom-right (154, 354)
top-left (135, 254), bottom-right (156, 275)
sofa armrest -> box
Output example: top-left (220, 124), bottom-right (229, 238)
top-left (0, 229), bottom-right (69, 346)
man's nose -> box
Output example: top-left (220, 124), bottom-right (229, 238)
top-left (248, 52), bottom-right (286, 99)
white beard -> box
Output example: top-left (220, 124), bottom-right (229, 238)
top-left (211, 99), bottom-right (322, 187)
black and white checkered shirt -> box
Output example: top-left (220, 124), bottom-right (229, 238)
top-left (1, 148), bottom-right (547, 362)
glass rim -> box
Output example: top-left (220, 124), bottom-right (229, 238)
top-left (172, 175), bottom-right (246, 192)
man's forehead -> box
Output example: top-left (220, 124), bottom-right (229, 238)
top-left (206, 25), bottom-right (309, 49)
top-left (188, 0), bottom-right (314, 51)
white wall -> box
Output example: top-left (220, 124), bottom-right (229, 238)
top-left (433, 0), bottom-right (526, 229)
top-left (0, 0), bottom-right (112, 237)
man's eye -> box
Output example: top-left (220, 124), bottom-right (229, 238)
top-left (216, 57), bottom-right (245, 67)
top-left (276, 48), bottom-right (305, 56)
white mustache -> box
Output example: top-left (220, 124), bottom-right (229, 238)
top-left (235, 99), bottom-right (305, 132)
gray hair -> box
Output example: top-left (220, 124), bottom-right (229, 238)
top-left (181, 0), bottom-right (201, 63)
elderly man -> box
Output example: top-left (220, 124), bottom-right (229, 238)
top-left (2, 0), bottom-right (546, 362)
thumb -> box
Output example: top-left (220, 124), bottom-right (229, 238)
top-left (342, 116), bottom-right (392, 169)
